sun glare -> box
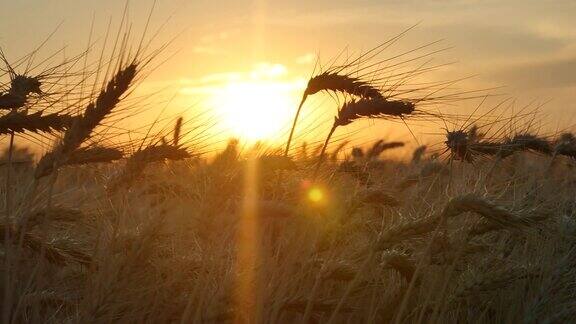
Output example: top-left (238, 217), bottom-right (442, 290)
top-left (210, 81), bottom-right (297, 141)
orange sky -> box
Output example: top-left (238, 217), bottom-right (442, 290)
top-left (1, 0), bottom-right (575, 154)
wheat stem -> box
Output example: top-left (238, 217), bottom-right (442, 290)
top-left (2, 130), bottom-right (15, 324)
top-left (284, 93), bottom-right (307, 156)
top-left (313, 122), bottom-right (337, 179)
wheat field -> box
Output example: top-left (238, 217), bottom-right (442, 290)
top-left (1, 13), bottom-right (576, 324)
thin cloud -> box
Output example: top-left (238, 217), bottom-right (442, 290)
top-left (493, 56), bottom-right (576, 89)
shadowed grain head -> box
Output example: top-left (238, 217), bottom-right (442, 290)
top-left (554, 132), bottom-right (576, 158)
top-left (442, 194), bottom-right (546, 229)
top-left (500, 133), bottom-right (552, 158)
top-left (258, 155), bottom-right (297, 172)
top-left (0, 75), bottom-right (42, 110)
top-left (0, 111), bottom-right (75, 135)
top-left (10, 75), bottom-right (42, 96)
top-left (366, 140), bottom-right (405, 159)
top-left (411, 145), bottom-right (427, 164)
top-left (62, 63), bottom-right (137, 155)
top-left (107, 144), bottom-right (190, 193)
top-left (305, 72), bottom-right (383, 99)
top-left (173, 117), bottom-right (182, 146)
top-left (35, 146), bottom-right (123, 178)
top-left (382, 252), bottom-right (415, 282)
top-left (336, 97), bottom-right (415, 127)
top-left (360, 189), bottom-right (401, 207)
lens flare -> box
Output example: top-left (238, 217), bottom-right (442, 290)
top-left (308, 187), bottom-right (324, 203)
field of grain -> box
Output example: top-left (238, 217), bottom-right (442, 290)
top-left (2, 21), bottom-right (576, 324)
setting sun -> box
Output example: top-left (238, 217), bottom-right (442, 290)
top-left (209, 80), bottom-right (298, 142)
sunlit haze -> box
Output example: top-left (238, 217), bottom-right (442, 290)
top-left (1, 0), bottom-right (575, 151)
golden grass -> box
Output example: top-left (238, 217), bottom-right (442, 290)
top-left (2, 25), bottom-right (576, 324)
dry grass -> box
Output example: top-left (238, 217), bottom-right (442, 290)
top-left (2, 26), bottom-right (576, 324)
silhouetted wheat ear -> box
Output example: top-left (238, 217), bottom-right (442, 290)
top-left (313, 98), bottom-right (414, 177)
top-left (445, 129), bottom-right (500, 162)
top-left (456, 266), bottom-right (537, 299)
top-left (0, 93), bottom-right (26, 110)
top-left (360, 189), bottom-right (401, 207)
top-left (107, 144), bottom-right (190, 192)
top-left (322, 262), bottom-right (356, 282)
top-left (382, 253), bottom-right (415, 282)
top-left (25, 206), bottom-right (84, 227)
top-left (500, 133), bottom-right (552, 158)
top-left (442, 194), bottom-right (543, 229)
top-left (0, 111), bottom-right (75, 135)
top-left (376, 216), bottom-right (441, 250)
top-left (411, 145), bottom-right (427, 164)
top-left (66, 147), bottom-right (124, 165)
top-left (284, 71), bottom-right (383, 156)
top-left (445, 130), bottom-right (471, 161)
top-left (258, 155), bottom-right (297, 172)
top-left (282, 300), bottom-right (355, 314)
top-left (554, 132), bottom-right (576, 158)
top-left (305, 72), bottom-right (383, 98)
top-left (173, 117), bottom-right (183, 146)
top-left (35, 147), bottom-right (123, 178)
top-left (0, 223), bottom-right (90, 265)
top-left (0, 75), bottom-right (42, 110)
top-left (366, 140), bottom-right (404, 159)
top-left (396, 161), bottom-right (447, 191)
top-left (335, 97), bottom-right (415, 126)
top-left (61, 63), bottom-right (137, 155)
top-left (10, 75), bottom-right (42, 95)
top-left (254, 200), bottom-right (295, 218)
top-left (34, 64), bottom-right (136, 179)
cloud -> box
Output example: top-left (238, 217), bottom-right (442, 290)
top-left (200, 31), bottom-right (231, 43)
top-left (249, 63), bottom-right (287, 79)
top-left (179, 62), bottom-right (305, 96)
top-left (492, 56), bottom-right (576, 89)
top-left (192, 46), bottom-right (225, 55)
top-left (296, 53), bottom-right (316, 64)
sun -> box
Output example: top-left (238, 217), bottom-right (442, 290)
top-left (210, 81), bottom-right (297, 141)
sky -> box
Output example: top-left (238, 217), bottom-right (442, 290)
top-left (1, 0), bottom-right (575, 152)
